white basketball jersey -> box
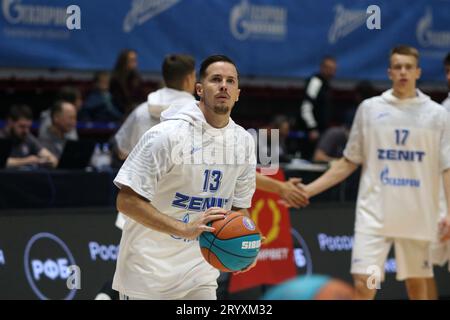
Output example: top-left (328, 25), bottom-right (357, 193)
top-left (112, 102), bottom-right (256, 299)
top-left (344, 89), bottom-right (450, 241)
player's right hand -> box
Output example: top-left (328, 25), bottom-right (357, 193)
top-left (182, 207), bottom-right (227, 240)
top-left (279, 177), bottom-right (310, 208)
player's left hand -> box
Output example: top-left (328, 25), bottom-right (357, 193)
top-left (232, 235), bottom-right (265, 275)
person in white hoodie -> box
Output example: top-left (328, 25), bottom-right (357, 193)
top-left (114, 54), bottom-right (197, 160)
top-left (303, 45), bottom-right (450, 300)
top-left (426, 52), bottom-right (450, 299)
top-left (112, 55), bottom-right (258, 300)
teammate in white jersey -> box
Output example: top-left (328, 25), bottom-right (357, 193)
top-left (426, 52), bottom-right (450, 299)
top-left (304, 45), bottom-right (450, 299)
top-left (113, 55), bottom-right (258, 300)
top-left (115, 54), bottom-right (197, 160)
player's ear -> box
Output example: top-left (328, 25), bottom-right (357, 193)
top-left (387, 68), bottom-right (392, 81)
top-left (416, 67), bottom-right (422, 80)
top-left (236, 89), bottom-right (241, 102)
top-left (196, 82), bottom-right (203, 98)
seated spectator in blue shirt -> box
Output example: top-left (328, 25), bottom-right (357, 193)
top-left (79, 71), bottom-right (123, 122)
top-left (0, 105), bottom-right (57, 168)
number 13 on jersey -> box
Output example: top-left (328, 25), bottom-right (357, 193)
top-left (203, 170), bottom-right (222, 192)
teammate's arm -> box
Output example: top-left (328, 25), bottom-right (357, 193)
top-left (304, 157), bottom-right (358, 197)
top-left (117, 186), bottom-right (226, 240)
top-left (255, 172), bottom-right (309, 208)
top-left (440, 169), bottom-right (450, 241)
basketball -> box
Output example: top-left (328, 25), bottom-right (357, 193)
top-left (262, 275), bottom-right (355, 300)
top-left (199, 211), bottom-right (261, 272)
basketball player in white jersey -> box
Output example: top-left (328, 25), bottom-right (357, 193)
top-left (113, 55), bottom-right (308, 231)
top-left (426, 52), bottom-right (450, 299)
top-left (113, 55), bottom-right (258, 300)
top-left (304, 45), bottom-right (450, 299)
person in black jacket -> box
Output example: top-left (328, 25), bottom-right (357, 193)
top-left (299, 56), bottom-right (337, 159)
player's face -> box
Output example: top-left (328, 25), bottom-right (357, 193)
top-left (10, 118), bottom-right (32, 140)
top-left (388, 54), bottom-right (421, 96)
top-left (445, 64), bottom-right (450, 89)
top-left (197, 62), bottom-right (240, 116)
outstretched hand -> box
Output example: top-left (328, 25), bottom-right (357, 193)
top-left (278, 178), bottom-right (310, 208)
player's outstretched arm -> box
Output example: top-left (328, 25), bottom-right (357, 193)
top-left (304, 157), bottom-right (358, 198)
top-left (117, 186), bottom-right (226, 240)
top-left (255, 172), bottom-right (309, 208)
top-left (440, 169), bottom-right (450, 241)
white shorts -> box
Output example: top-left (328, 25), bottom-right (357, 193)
top-left (119, 285), bottom-right (217, 300)
top-left (431, 240), bottom-right (450, 271)
top-left (351, 232), bottom-right (433, 281)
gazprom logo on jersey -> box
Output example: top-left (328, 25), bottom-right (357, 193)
top-left (171, 213), bottom-right (194, 242)
top-left (290, 228), bottom-right (313, 275)
top-left (88, 242), bottom-right (119, 262)
top-left (24, 232), bottom-right (77, 300)
top-left (230, 0), bottom-right (287, 41)
top-left (380, 166), bottom-right (420, 187)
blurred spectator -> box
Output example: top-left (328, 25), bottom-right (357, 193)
top-left (261, 275), bottom-right (354, 300)
top-left (0, 105), bottom-right (57, 168)
top-left (313, 126), bottom-right (348, 163)
top-left (299, 56), bottom-right (337, 160)
top-left (39, 86), bottom-right (82, 140)
top-left (313, 81), bottom-right (376, 163)
top-left (259, 115), bottom-right (293, 163)
top-left (79, 71), bottom-right (123, 122)
top-left (110, 49), bottom-right (145, 116)
top-left (39, 100), bottom-right (78, 159)
top-left (300, 56), bottom-right (337, 141)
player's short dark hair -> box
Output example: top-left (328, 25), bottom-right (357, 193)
top-left (444, 52), bottom-right (450, 66)
top-left (199, 55), bottom-right (239, 81)
top-left (162, 54), bottom-right (195, 90)
top-left (7, 104), bottom-right (33, 121)
top-left (390, 45), bottom-right (419, 65)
